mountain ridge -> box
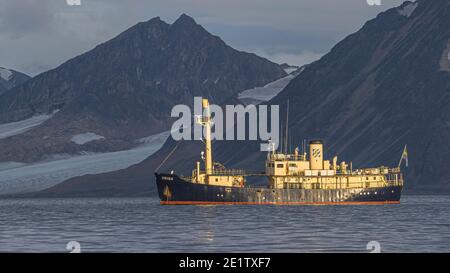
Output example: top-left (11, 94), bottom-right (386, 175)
top-left (0, 67), bottom-right (30, 95)
top-left (0, 14), bottom-right (285, 164)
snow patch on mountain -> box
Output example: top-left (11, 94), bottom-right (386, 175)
top-left (440, 40), bottom-right (450, 71)
top-left (295, 66), bottom-right (306, 75)
top-left (0, 130), bottom-right (170, 195)
top-left (0, 68), bottom-right (13, 81)
top-left (238, 74), bottom-right (295, 105)
top-left (71, 132), bottom-right (105, 145)
top-left (0, 68), bottom-right (12, 81)
top-left (398, 2), bottom-right (418, 17)
top-left (0, 114), bottom-right (53, 139)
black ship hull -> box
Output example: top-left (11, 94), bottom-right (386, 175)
top-left (155, 173), bottom-right (402, 205)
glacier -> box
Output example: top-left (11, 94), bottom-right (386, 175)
top-left (0, 114), bottom-right (53, 139)
top-left (0, 130), bottom-right (170, 195)
top-left (238, 74), bottom-right (295, 104)
top-left (283, 67), bottom-right (299, 74)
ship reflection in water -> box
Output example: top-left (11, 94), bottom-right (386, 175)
top-left (0, 196), bottom-right (449, 252)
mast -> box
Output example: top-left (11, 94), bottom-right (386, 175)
top-left (202, 99), bottom-right (213, 175)
top-left (280, 123), bottom-right (283, 153)
top-left (303, 139), bottom-right (306, 158)
top-left (285, 100), bottom-right (289, 154)
top-left (289, 129), bottom-right (292, 154)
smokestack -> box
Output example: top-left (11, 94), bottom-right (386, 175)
top-left (309, 140), bottom-right (323, 170)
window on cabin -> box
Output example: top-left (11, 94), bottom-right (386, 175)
top-left (277, 164), bottom-right (284, 168)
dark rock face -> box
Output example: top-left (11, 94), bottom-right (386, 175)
top-left (280, 63), bottom-right (300, 74)
top-left (0, 14), bottom-right (285, 162)
top-left (216, 0), bottom-right (450, 192)
top-left (270, 0), bottom-right (450, 192)
top-left (37, 0), bottom-right (450, 197)
top-left (0, 67), bottom-right (30, 95)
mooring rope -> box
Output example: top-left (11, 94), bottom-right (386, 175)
top-left (154, 140), bottom-right (182, 172)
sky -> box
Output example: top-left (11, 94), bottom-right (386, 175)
top-left (0, 0), bottom-right (406, 76)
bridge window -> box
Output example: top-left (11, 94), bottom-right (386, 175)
top-left (277, 164), bottom-right (284, 168)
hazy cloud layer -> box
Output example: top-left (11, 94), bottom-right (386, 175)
top-left (0, 0), bottom-right (405, 76)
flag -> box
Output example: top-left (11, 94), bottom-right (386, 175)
top-left (398, 144), bottom-right (408, 168)
top-left (402, 145), bottom-right (408, 167)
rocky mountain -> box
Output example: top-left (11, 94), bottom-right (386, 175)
top-left (0, 14), bottom-right (285, 163)
top-left (270, 0), bottom-right (450, 192)
top-left (0, 67), bottom-right (30, 95)
top-left (35, 0), bottom-right (450, 197)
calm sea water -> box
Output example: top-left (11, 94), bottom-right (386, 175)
top-left (0, 195), bottom-right (449, 252)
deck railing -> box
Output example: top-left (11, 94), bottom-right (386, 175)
top-left (192, 169), bottom-right (246, 176)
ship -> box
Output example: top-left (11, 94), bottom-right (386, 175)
top-left (155, 99), bottom-right (405, 205)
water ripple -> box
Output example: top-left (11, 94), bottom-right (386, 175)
top-left (0, 195), bottom-right (449, 252)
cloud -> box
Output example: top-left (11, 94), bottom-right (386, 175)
top-left (0, 0), bottom-right (406, 76)
top-left (0, 0), bottom-right (124, 75)
top-left (0, 0), bottom-right (55, 38)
